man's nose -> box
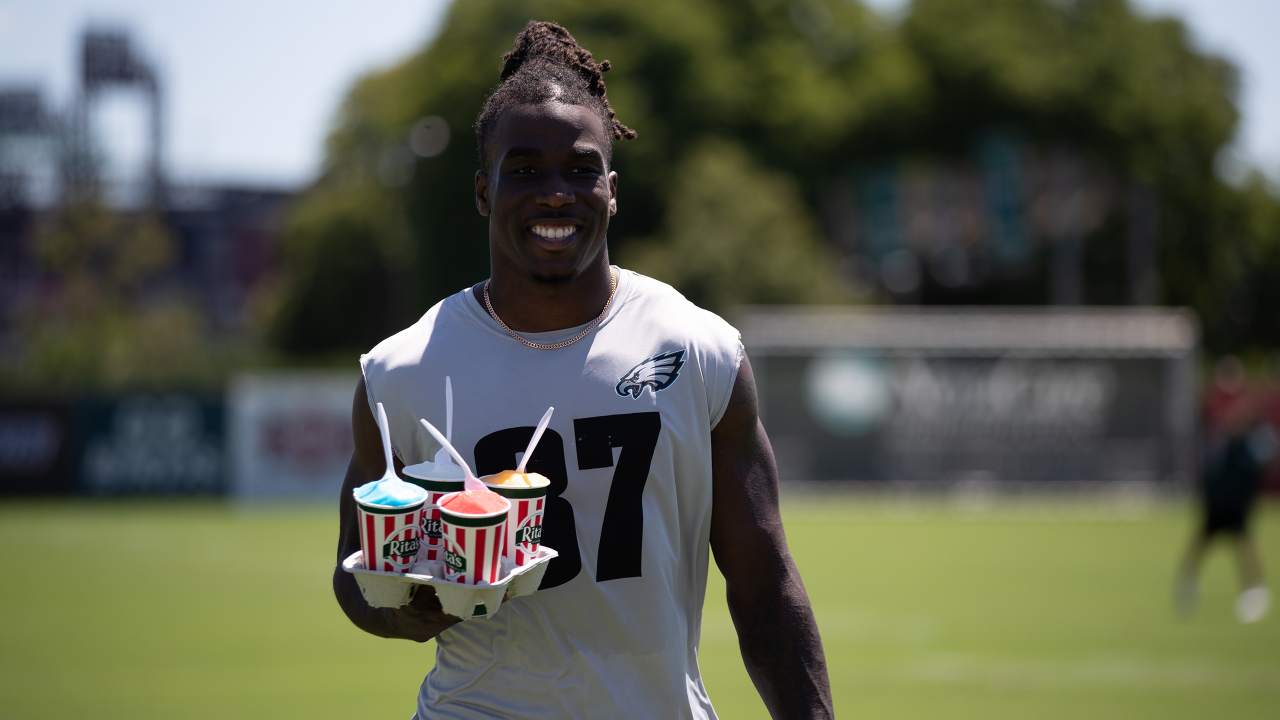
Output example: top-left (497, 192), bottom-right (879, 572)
top-left (536, 171), bottom-right (575, 208)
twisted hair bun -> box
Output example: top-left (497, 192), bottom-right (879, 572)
top-left (476, 21), bottom-right (636, 167)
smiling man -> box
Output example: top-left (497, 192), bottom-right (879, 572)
top-left (333, 21), bottom-right (832, 720)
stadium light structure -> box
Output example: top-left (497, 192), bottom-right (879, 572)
top-left (0, 88), bottom-right (50, 207)
top-left (73, 29), bottom-right (165, 207)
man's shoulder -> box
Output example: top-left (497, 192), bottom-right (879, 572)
top-left (616, 270), bottom-right (743, 426)
top-left (618, 269), bottom-right (739, 346)
top-left (361, 290), bottom-right (471, 373)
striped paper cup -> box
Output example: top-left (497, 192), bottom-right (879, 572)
top-left (438, 492), bottom-right (511, 585)
top-left (401, 470), bottom-right (465, 562)
top-left (354, 496), bottom-right (427, 573)
top-left (484, 480), bottom-right (549, 567)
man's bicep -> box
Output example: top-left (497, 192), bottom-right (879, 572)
top-left (709, 356), bottom-right (788, 585)
top-left (337, 377), bottom-right (393, 560)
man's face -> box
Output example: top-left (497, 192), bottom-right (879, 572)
top-left (476, 102), bottom-right (618, 284)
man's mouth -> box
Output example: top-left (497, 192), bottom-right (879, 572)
top-left (529, 224), bottom-right (580, 240)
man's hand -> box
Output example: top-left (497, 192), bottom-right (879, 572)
top-left (332, 377), bottom-right (462, 642)
top-left (710, 355), bottom-right (834, 719)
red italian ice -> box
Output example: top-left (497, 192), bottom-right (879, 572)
top-left (441, 488), bottom-right (508, 515)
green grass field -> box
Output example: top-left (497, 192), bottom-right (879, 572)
top-left (1, 497), bottom-right (1277, 719)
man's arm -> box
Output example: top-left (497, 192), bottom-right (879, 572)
top-left (332, 377), bottom-right (462, 642)
top-left (710, 355), bottom-right (833, 719)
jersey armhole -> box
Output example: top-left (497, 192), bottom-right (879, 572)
top-left (709, 340), bottom-right (745, 431)
top-left (359, 354), bottom-right (404, 464)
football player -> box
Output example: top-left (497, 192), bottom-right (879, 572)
top-left (334, 21), bottom-right (832, 719)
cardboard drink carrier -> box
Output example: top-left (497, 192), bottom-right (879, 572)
top-left (342, 546), bottom-right (558, 619)
top-left (343, 410), bottom-right (559, 619)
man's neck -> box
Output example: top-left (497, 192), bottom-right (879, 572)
top-left (476, 256), bottom-right (614, 334)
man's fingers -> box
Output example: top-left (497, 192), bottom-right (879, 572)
top-left (405, 584), bottom-right (462, 624)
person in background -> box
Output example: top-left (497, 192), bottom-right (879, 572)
top-left (1176, 357), bottom-right (1275, 623)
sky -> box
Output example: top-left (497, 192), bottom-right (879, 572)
top-left (0, 0), bottom-right (1276, 189)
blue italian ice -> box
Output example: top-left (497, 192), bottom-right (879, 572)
top-left (354, 477), bottom-right (428, 507)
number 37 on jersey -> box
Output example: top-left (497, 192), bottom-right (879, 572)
top-left (473, 412), bottom-right (660, 590)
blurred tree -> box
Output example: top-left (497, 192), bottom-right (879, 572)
top-left (1198, 173), bottom-right (1280, 352)
top-left (269, 0), bottom-right (923, 356)
top-left (272, 0), bottom-right (1280, 357)
top-left (896, 0), bottom-right (1269, 349)
top-left (623, 138), bottom-right (846, 313)
top-left (269, 185), bottom-right (416, 355)
top-left (899, 0), bottom-right (1237, 162)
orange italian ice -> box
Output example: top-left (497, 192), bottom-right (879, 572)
top-left (483, 470), bottom-right (551, 488)
top-left (441, 488), bottom-right (508, 515)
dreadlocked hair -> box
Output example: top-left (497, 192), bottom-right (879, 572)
top-left (476, 21), bottom-right (636, 169)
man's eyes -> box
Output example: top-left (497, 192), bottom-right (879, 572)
top-left (506, 165), bottom-right (601, 176)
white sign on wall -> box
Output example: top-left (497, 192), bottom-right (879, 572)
top-left (228, 372), bottom-right (358, 501)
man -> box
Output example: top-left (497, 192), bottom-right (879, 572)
top-left (1176, 372), bottom-right (1274, 624)
top-left (333, 21), bottom-right (832, 719)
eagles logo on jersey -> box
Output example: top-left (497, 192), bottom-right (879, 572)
top-left (616, 350), bottom-right (686, 398)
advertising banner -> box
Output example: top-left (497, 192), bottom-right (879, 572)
top-left (740, 307), bottom-right (1198, 486)
top-left (77, 394), bottom-right (225, 494)
top-left (228, 372), bottom-right (358, 501)
top-left (0, 401), bottom-right (74, 495)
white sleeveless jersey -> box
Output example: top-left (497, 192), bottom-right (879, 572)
top-left (360, 269), bottom-right (742, 720)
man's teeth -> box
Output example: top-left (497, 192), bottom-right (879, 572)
top-left (531, 225), bottom-right (578, 239)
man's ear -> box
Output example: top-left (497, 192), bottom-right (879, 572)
top-left (607, 170), bottom-right (618, 216)
top-left (475, 170), bottom-right (491, 217)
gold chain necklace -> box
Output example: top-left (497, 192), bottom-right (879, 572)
top-left (482, 268), bottom-right (617, 350)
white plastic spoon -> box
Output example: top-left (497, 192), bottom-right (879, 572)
top-left (432, 376), bottom-right (456, 467)
top-left (516, 406), bottom-right (555, 474)
top-left (374, 402), bottom-right (398, 482)
top-left (420, 418), bottom-right (485, 492)
top-left (445, 376), bottom-right (453, 443)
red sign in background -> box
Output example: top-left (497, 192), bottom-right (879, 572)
top-left (260, 411), bottom-right (353, 477)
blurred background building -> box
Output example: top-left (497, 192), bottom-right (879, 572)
top-left (0, 29), bottom-right (291, 339)
top-left (1, 0), bottom-right (1278, 498)
top-left (0, 27), bottom-right (294, 494)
